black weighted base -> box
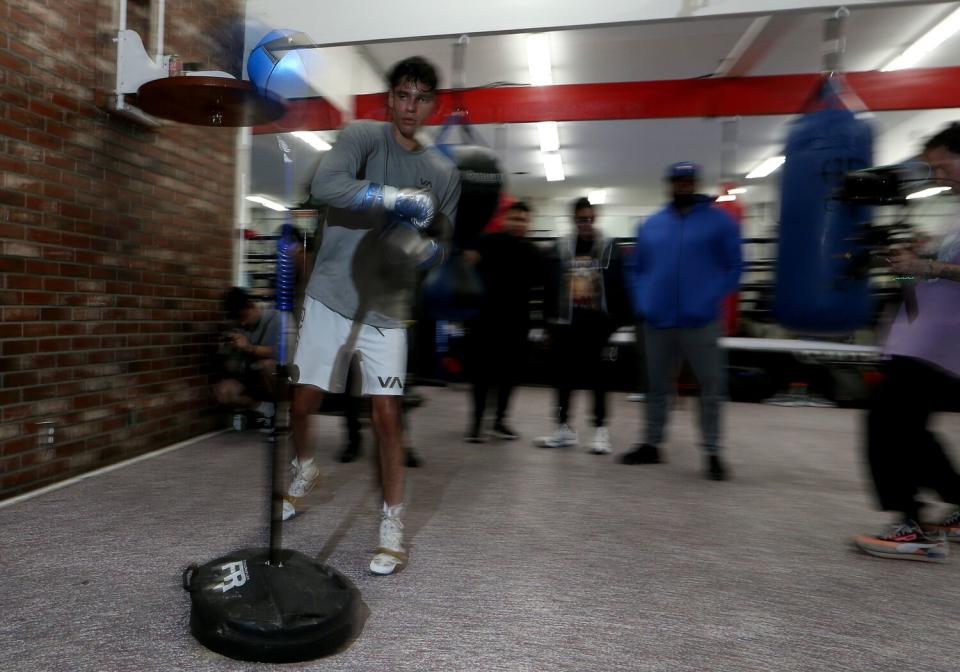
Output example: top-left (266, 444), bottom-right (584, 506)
top-left (183, 548), bottom-right (357, 663)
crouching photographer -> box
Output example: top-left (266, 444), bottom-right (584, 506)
top-left (213, 287), bottom-right (280, 430)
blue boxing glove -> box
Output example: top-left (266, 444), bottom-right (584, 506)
top-left (385, 187), bottom-right (436, 231)
top-left (349, 183), bottom-right (436, 231)
top-left (380, 215), bottom-right (445, 271)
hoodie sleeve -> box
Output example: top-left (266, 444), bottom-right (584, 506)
top-left (716, 209), bottom-right (743, 294)
top-left (624, 219), bottom-right (646, 317)
top-left (542, 241), bottom-right (564, 323)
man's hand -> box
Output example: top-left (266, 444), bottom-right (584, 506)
top-left (230, 332), bottom-right (252, 353)
top-left (350, 184), bottom-right (437, 230)
top-left (887, 247), bottom-right (929, 277)
top-left (380, 215), bottom-right (445, 270)
top-left (387, 188), bottom-right (436, 230)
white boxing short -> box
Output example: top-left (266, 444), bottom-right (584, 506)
top-left (292, 297), bottom-right (407, 396)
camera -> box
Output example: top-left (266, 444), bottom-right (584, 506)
top-left (835, 161), bottom-right (931, 206)
top-left (832, 161), bottom-right (934, 280)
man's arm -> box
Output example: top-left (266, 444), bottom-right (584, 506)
top-left (718, 211), bottom-right (743, 294)
top-left (238, 310), bottom-right (280, 362)
top-left (309, 123), bottom-right (378, 209)
top-left (310, 122), bottom-right (436, 228)
top-left (932, 261), bottom-right (960, 281)
top-left (623, 220), bottom-right (646, 316)
top-left (230, 331), bottom-right (275, 361)
top-left (889, 248), bottom-right (960, 281)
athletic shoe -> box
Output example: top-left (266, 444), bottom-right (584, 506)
top-left (620, 443), bottom-right (660, 464)
top-left (535, 424), bottom-right (577, 449)
top-left (282, 498), bottom-right (296, 521)
top-left (589, 427), bottom-right (611, 454)
top-left (627, 393), bottom-right (646, 402)
top-left (853, 521), bottom-right (948, 563)
top-left (923, 508), bottom-right (960, 543)
top-left (763, 392), bottom-right (803, 407)
top-left (288, 458), bottom-right (319, 499)
top-left (254, 413), bottom-right (274, 434)
top-left (464, 425), bottom-right (487, 443)
top-left (405, 448), bottom-right (422, 469)
top-left (706, 454), bottom-right (728, 481)
top-left (339, 440), bottom-right (361, 463)
top-left (370, 503), bottom-right (407, 575)
top-left (491, 421), bottom-right (520, 441)
top-left (231, 412), bottom-right (247, 431)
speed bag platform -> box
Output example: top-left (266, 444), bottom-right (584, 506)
top-left (183, 548), bottom-right (358, 663)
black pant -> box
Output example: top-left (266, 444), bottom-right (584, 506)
top-left (468, 317), bottom-right (527, 429)
top-left (553, 310), bottom-right (612, 428)
top-left (866, 356), bottom-right (960, 521)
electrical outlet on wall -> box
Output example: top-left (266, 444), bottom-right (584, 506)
top-left (36, 420), bottom-right (56, 462)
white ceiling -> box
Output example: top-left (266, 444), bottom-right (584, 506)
top-left (249, 1), bottom-right (960, 216)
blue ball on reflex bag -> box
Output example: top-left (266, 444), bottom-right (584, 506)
top-left (247, 29), bottom-right (316, 98)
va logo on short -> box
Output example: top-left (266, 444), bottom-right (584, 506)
top-left (378, 376), bottom-right (404, 389)
top-left (207, 560), bottom-right (249, 593)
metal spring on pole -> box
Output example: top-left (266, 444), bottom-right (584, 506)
top-left (275, 224), bottom-right (297, 314)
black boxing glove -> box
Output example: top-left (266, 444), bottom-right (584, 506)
top-left (380, 215), bottom-right (445, 270)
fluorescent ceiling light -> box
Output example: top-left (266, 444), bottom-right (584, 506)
top-left (527, 34), bottom-right (553, 86)
top-left (588, 189), bottom-right (607, 205)
top-left (543, 152), bottom-right (565, 182)
top-left (291, 131), bottom-right (331, 151)
top-left (906, 186), bottom-right (952, 200)
top-left (727, 187), bottom-right (747, 195)
top-left (746, 156), bottom-right (785, 179)
top-left (716, 194), bottom-right (737, 202)
top-left (537, 121), bottom-right (559, 152)
top-left (882, 7), bottom-right (960, 71)
top-left (246, 195), bottom-right (288, 211)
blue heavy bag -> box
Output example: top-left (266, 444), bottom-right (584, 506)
top-left (420, 251), bottom-right (485, 322)
top-left (774, 77), bottom-right (873, 332)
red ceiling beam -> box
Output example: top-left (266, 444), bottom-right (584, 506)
top-left (253, 97), bottom-right (344, 134)
top-left (253, 67), bottom-right (960, 134)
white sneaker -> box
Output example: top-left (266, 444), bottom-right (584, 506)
top-left (627, 393), bottom-right (646, 402)
top-left (288, 458), bottom-right (319, 498)
top-left (535, 424), bottom-right (577, 448)
top-left (370, 502), bottom-right (406, 575)
top-left (281, 498), bottom-right (296, 521)
top-left (589, 427), bottom-right (611, 454)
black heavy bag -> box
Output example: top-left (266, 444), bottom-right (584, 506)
top-left (446, 143), bottom-right (503, 249)
top-left (423, 126), bottom-right (503, 321)
top-left (774, 76), bottom-right (874, 332)
top-left (183, 548), bottom-right (357, 663)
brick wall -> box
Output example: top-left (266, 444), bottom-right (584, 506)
top-left (0, 0), bottom-right (246, 498)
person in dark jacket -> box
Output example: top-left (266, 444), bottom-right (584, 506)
top-left (464, 200), bottom-right (544, 442)
top-left (620, 162), bottom-right (742, 479)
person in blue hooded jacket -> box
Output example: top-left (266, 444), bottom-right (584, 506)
top-left (619, 162), bottom-right (742, 480)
